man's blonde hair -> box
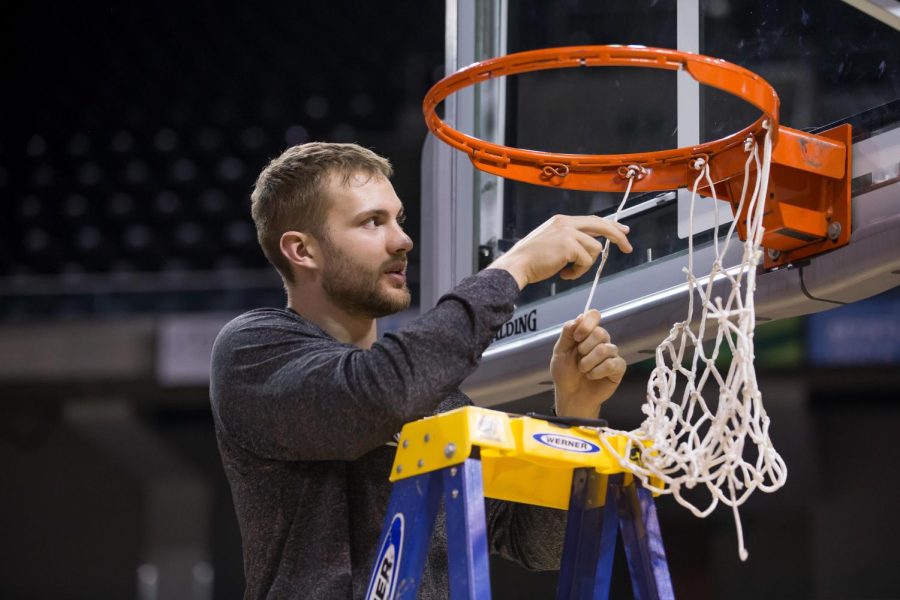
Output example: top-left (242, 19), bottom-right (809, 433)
top-left (250, 142), bottom-right (393, 281)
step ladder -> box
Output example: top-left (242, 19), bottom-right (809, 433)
top-left (364, 406), bottom-right (675, 599)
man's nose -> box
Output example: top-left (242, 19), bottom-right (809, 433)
top-left (389, 223), bottom-right (414, 255)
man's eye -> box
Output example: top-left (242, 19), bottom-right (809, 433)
top-left (397, 214), bottom-right (407, 226)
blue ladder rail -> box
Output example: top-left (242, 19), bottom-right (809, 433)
top-left (364, 454), bottom-right (675, 599)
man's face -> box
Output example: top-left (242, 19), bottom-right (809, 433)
top-left (317, 172), bottom-right (413, 318)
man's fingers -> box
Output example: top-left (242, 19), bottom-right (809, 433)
top-left (560, 230), bottom-right (607, 280)
top-left (562, 215), bottom-right (633, 254)
top-left (573, 309), bottom-right (602, 343)
top-left (578, 343), bottom-right (619, 374)
top-left (574, 230), bottom-right (604, 259)
top-left (559, 218), bottom-right (631, 280)
top-left (553, 317), bottom-right (581, 355)
top-left (559, 241), bottom-right (595, 280)
top-left (584, 355), bottom-right (627, 382)
top-left (577, 327), bottom-right (611, 355)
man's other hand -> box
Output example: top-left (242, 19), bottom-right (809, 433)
top-left (550, 309), bottom-right (626, 419)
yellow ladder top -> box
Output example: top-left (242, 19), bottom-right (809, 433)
top-left (390, 406), bottom-right (655, 510)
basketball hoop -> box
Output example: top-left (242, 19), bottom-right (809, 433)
top-left (424, 45), bottom-right (851, 269)
top-left (424, 45), bottom-right (853, 559)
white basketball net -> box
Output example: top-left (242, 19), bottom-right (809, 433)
top-left (587, 124), bottom-right (787, 560)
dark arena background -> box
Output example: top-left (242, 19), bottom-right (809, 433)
top-left (2, 2), bottom-right (899, 599)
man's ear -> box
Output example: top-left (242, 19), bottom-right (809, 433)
top-left (280, 231), bottom-right (321, 272)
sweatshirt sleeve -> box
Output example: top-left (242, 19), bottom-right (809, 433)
top-left (210, 269), bottom-right (520, 461)
top-left (486, 500), bottom-right (567, 571)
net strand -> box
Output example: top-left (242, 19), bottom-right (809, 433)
top-left (582, 127), bottom-right (787, 560)
top-left (582, 166), bottom-right (641, 314)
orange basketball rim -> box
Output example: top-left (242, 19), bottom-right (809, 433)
top-left (423, 45), bottom-right (852, 269)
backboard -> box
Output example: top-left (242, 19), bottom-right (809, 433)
top-left (421, 0), bottom-right (900, 405)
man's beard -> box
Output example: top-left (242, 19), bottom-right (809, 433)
top-left (319, 237), bottom-right (411, 318)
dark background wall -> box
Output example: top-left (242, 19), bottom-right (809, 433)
top-left (1, 1), bottom-right (440, 316)
top-left (1, 3), bottom-right (444, 598)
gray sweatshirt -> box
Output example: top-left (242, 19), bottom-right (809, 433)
top-left (210, 269), bottom-right (565, 599)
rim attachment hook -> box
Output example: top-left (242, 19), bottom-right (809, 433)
top-left (541, 163), bottom-right (570, 180)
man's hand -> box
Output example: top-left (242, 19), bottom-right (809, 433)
top-left (550, 309), bottom-right (626, 419)
top-left (486, 215), bottom-right (632, 289)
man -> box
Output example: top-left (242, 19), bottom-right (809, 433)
top-left (210, 142), bottom-right (632, 599)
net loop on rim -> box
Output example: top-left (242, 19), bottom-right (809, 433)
top-left (617, 164), bottom-right (647, 180)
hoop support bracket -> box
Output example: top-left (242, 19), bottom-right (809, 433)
top-left (697, 123), bottom-right (852, 270)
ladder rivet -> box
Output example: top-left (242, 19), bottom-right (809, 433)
top-left (396, 465), bottom-right (403, 474)
top-left (424, 433), bottom-right (431, 443)
top-left (450, 467), bottom-right (457, 477)
top-left (827, 221), bottom-right (842, 241)
top-left (445, 443), bottom-right (456, 458)
top-left (451, 489), bottom-right (459, 499)
top-left (402, 439), bottom-right (409, 449)
top-left (417, 459), bottom-right (424, 468)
